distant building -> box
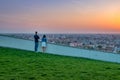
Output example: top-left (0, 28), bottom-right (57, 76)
top-left (69, 42), bottom-right (78, 47)
top-left (113, 47), bottom-right (118, 53)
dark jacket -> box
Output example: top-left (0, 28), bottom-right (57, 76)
top-left (34, 35), bottom-right (39, 42)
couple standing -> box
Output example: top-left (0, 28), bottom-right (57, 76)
top-left (34, 31), bottom-right (47, 53)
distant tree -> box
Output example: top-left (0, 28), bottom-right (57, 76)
top-left (87, 46), bottom-right (94, 50)
top-left (118, 51), bottom-right (120, 54)
top-left (82, 43), bottom-right (85, 46)
top-left (97, 45), bottom-right (102, 49)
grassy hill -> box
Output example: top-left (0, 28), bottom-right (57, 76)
top-left (0, 47), bottom-right (120, 80)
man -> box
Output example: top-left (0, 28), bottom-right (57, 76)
top-left (34, 31), bottom-right (40, 52)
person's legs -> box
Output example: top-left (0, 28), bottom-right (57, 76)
top-left (43, 47), bottom-right (45, 52)
top-left (35, 42), bottom-right (36, 52)
top-left (42, 47), bottom-right (45, 53)
top-left (35, 42), bottom-right (38, 52)
top-left (42, 47), bottom-right (46, 53)
top-left (44, 47), bottom-right (46, 52)
top-left (41, 42), bottom-right (47, 53)
top-left (42, 47), bottom-right (44, 52)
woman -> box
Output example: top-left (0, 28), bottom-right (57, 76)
top-left (41, 35), bottom-right (47, 53)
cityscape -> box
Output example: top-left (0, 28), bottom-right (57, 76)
top-left (1, 33), bottom-right (120, 54)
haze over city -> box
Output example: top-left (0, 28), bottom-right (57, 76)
top-left (0, 0), bottom-right (120, 33)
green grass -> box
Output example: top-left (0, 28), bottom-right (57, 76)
top-left (0, 47), bottom-right (120, 80)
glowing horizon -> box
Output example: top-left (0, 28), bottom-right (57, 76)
top-left (0, 0), bottom-right (120, 33)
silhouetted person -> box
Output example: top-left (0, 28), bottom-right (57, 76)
top-left (41, 35), bottom-right (47, 53)
top-left (34, 31), bottom-right (39, 52)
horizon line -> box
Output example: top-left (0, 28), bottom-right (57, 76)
top-left (0, 32), bottom-right (120, 34)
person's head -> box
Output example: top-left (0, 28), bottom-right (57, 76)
top-left (35, 31), bottom-right (37, 35)
top-left (43, 35), bottom-right (46, 38)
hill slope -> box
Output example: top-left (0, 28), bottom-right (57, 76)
top-left (0, 47), bottom-right (120, 80)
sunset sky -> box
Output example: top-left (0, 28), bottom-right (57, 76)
top-left (0, 0), bottom-right (120, 33)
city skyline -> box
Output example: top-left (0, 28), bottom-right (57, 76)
top-left (0, 0), bottom-right (120, 33)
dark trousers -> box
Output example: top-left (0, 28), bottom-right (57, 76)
top-left (35, 42), bottom-right (39, 52)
